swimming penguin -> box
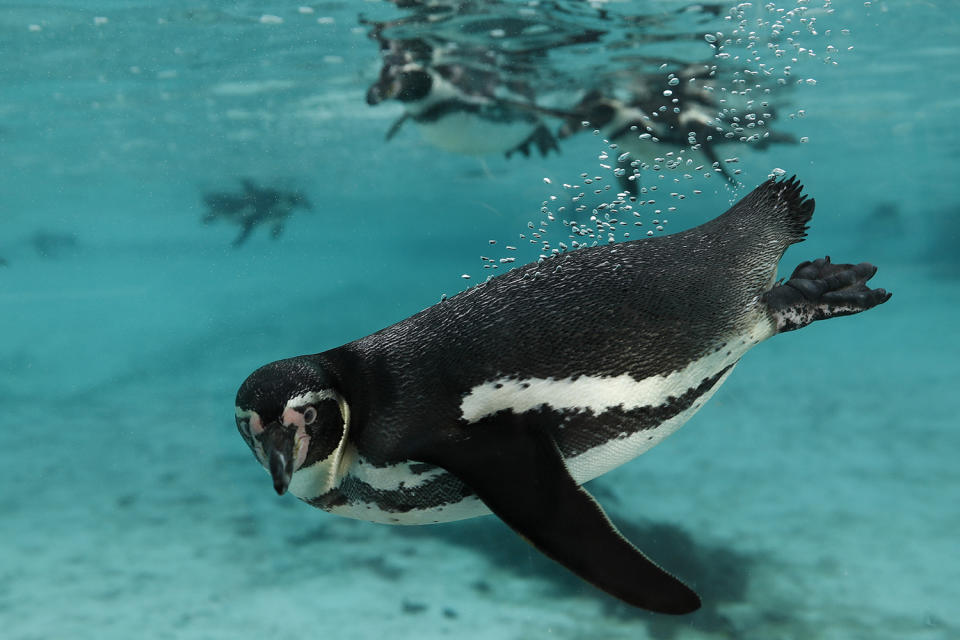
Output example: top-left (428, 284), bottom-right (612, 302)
top-left (234, 176), bottom-right (890, 614)
top-left (367, 59), bottom-right (560, 158)
top-left (560, 67), bottom-right (795, 196)
top-left (202, 179), bottom-right (312, 247)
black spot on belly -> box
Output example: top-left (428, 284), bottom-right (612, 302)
top-left (307, 471), bottom-right (474, 514)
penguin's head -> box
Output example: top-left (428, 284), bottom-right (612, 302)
top-left (235, 357), bottom-right (350, 497)
top-left (366, 65), bottom-right (433, 105)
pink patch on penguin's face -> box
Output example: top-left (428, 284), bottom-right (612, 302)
top-left (281, 407), bottom-right (312, 472)
top-left (294, 426), bottom-right (310, 470)
top-left (282, 407), bottom-right (307, 428)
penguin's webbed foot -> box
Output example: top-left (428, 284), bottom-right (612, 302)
top-left (763, 256), bottom-right (891, 333)
top-left (505, 124), bottom-right (559, 159)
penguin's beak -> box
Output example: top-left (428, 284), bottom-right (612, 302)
top-left (366, 81), bottom-right (390, 105)
top-left (258, 422), bottom-right (295, 495)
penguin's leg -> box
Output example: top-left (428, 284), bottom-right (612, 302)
top-left (505, 124), bottom-right (559, 159)
top-left (414, 410), bottom-right (701, 614)
top-left (385, 113), bottom-right (409, 142)
top-left (270, 212), bottom-right (288, 240)
top-left (232, 221), bottom-right (256, 247)
top-left (763, 256), bottom-right (892, 333)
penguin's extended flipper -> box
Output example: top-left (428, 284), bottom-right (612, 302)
top-left (763, 256), bottom-right (892, 333)
top-left (416, 411), bottom-right (701, 614)
top-left (385, 113), bottom-right (410, 142)
top-left (232, 221), bottom-right (255, 248)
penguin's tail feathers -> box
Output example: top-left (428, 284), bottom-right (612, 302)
top-left (724, 174), bottom-right (815, 249)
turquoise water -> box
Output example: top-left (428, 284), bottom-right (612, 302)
top-left (1, 1), bottom-right (958, 638)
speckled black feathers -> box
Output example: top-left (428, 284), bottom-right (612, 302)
top-left (316, 176), bottom-right (819, 465)
top-left (721, 174), bottom-right (814, 245)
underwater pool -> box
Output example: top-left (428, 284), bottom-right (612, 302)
top-left (1, 1), bottom-right (958, 638)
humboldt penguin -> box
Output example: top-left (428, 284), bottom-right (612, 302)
top-left (367, 60), bottom-right (560, 158)
top-left (234, 176), bottom-right (889, 613)
top-left (560, 66), bottom-right (795, 196)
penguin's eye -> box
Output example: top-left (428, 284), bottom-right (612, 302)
top-left (302, 405), bottom-right (318, 425)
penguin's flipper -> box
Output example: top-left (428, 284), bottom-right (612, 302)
top-left (385, 114), bottom-right (409, 141)
top-left (232, 221), bottom-right (255, 247)
top-left (763, 256), bottom-right (892, 333)
top-left (417, 412), bottom-right (701, 614)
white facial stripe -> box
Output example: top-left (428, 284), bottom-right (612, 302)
top-left (286, 392), bottom-right (352, 500)
top-left (460, 319), bottom-right (773, 423)
top-left (285, 390), bottom-right (339, 410)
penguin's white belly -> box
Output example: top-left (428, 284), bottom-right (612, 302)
top-left (415, 112), bottom-right (533, 155)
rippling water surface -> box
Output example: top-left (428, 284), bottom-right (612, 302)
top-left (1, 2), bottom-right (958, 639)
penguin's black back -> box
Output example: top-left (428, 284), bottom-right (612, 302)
top-left (319, 177), bottom-right (814, 462)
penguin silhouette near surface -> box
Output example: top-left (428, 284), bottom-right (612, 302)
top-left (202, 179), bottom-right (312, 247)
top-left (235, 176), bottom-right (890, 614)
